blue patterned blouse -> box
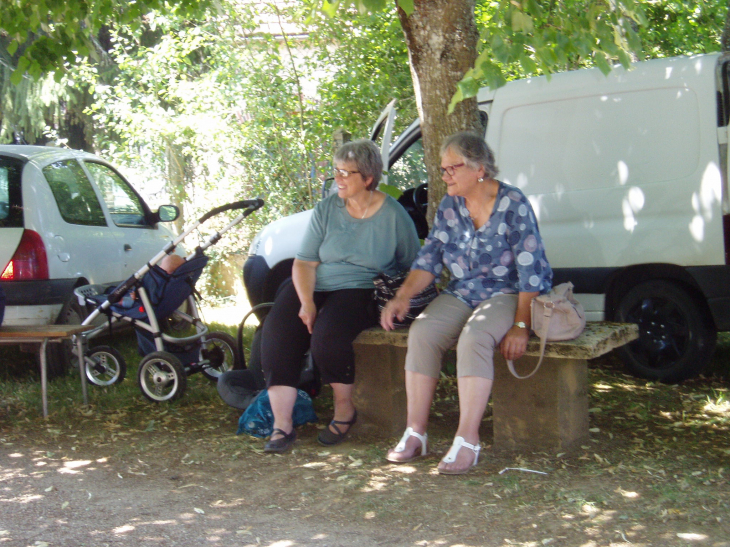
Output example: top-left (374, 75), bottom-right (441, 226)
top-left (412, 182), bottom-right (553, 308)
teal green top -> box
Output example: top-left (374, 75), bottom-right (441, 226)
top-left (297, 194), bottom-right (420, 292)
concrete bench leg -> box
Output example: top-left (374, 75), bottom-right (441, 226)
top-left (492, 354), bottom-right (588, 453)
top-left (351, 341), bottom-right (407, 437)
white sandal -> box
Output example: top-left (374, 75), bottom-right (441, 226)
top-left (386, 427), bottom-right (428, 463)
top-left (438, 436), bottom-right (480, 475)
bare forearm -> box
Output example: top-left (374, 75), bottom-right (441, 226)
top-left (292, 258), bottom-right (318, 305)
top-left (394, 269), bottom-right (436, 301)
top-left (514, 291), bottom-right (538, 328)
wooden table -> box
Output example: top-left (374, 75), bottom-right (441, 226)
top-left (0, 325), bottom-right (94, 417)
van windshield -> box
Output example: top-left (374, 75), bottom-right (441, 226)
top-left (0, 157), bottom-right (24, 228)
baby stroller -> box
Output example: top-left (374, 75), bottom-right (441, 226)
top-left (73, 199), bottom-right (264, 402)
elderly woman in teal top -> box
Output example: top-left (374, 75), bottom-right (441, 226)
top-left (261, 139), bottom-right (420, 453)
top-left (381, 131), bottom-right (552, 474)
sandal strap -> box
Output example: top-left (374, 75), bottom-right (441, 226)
top-left (328, 411), bottom-right (357, 435)
top-left (394, 427), bottom-right (428, 456)
top-left (330, 410), bottom-right (357, 435)
top-left (442, 436), bottom-right (480, 465)
top-left (271, 428), bottom-right (294, 440)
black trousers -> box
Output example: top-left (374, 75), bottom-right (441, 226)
top-left (262, 280), bottom-right (377, 387)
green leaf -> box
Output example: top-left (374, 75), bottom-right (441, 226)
top-left (519, 54), bottom-right (537, 74)
top-left (397, 0), bottom-right (414, 16)
top-left (322, 0), bottom-right (339, 17)
top-left (594, 52), bottom-right (611, 76)
top-left (458, 75), bottom-right (480, 100)
top-left (448, 88), bottom-right (464, 114)
top-left (10, 67), bottom-right (24, 86)
top-left (379, 183), bottom-right (403, 199)
top-left (511, 11), bottom-right (534, 34)
top-left (617, 49), bottom-right (631, 69)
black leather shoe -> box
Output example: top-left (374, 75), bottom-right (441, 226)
top-left (264, 428), bottom-right (296, 453)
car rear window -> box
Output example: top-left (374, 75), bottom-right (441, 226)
top-left (43, 160), bottom-right (107, 227)
top-left (0, 156), bottom-right (24, 228)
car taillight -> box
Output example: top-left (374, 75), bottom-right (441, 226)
top-left (0, 229), bottom-right (49, 281)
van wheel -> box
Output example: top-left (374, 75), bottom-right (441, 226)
top-left (615, 280), bottom-right (715, 382)
top-left (46, 295), bottom-right (86, 379)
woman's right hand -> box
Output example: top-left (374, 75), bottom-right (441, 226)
top-left (298, 301), bottom-right (318, 334)
top-left (380, 295), bottom-right (411, 331)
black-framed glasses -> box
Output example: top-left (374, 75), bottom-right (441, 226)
top-left (333, 168), bottom-right (360, 179)
top-left (440, 163), bottom-right (466, 177)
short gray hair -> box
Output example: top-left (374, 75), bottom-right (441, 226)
top-left (440, 131), bottom-right (499, 179)
top-left (334, 139), bottom-right (383, 191)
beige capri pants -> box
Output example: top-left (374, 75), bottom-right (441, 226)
top-left (404, 293), bottom-right (518, 380)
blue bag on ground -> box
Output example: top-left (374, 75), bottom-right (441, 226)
top-left (237, 389), bottom-right (318, 438)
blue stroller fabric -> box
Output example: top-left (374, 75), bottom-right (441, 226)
top-left (237, 389), bottom-right (318, 438)
top-left (116, 251), bottom-right (208, 321)
top-left (97, 251), bottom-right (208, 361)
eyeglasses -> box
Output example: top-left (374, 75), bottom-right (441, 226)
top-left (440, 163), bottom-right (466, 177)
top-left (333, 168), bottom-right (360, 179)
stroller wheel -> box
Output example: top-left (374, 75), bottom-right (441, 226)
top-left (85, 346), bottom-right (127, 386)
top-left (200, 332), bottom-right (240, 381)
top-left (138, 351), bottom-right (187, 402)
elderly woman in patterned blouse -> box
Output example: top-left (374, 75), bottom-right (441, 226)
top-left (380, 131), bottom-right (553, 474)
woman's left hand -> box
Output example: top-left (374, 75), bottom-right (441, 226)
top-left (499, 326), bottom-right (530, 361)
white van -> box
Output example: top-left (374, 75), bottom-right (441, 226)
top-left (245, 52), bottom-right (730, 382)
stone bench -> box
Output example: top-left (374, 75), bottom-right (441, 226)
top-left (351, 321), bottom-right (638, 453)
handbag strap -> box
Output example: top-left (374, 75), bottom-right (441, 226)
top-left (506, 303), bottom-right (553, 380)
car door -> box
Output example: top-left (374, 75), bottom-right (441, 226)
top-left (369, 99), bottom-right (398, 186)
top-left (39, 158), bottom-right (124, 285)
top-left (83, 161), bottom-right (175, 278)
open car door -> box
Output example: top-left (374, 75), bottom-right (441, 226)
top-left (368, 99), bottom-right (397, 186)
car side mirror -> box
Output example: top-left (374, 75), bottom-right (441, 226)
top-left (156, 205), bottom-right (180, 223)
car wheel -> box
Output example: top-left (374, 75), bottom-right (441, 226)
top-left (615, 280), bottom-right (715, 382)
top-left (45, 294), bottom-right (86, 379)
top-left (138, 351), bottom-right (187, 402)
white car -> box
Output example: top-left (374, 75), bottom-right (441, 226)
top-left (0, 145), bottom-right (179, 376)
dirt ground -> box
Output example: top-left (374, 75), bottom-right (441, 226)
top-left (1, 354), bottom-right (730, 547)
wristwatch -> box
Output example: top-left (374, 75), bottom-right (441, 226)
top-left (513, 321), bottom-right (528, 329)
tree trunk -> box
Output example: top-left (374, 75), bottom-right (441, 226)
top-left (165, 143), bottom-right (187, 235)
top-left (397, 0), bottom-right (482, 225)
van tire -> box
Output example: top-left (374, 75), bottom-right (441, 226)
top-left (615, 280), bottom-right (715, 383)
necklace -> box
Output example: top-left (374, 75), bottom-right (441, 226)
top-left (351, 191), bottom-right (374, 219)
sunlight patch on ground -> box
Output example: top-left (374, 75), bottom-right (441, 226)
top-left (703, 400), bottom-right (730, 416)
top-left (676, 532), bottom-right (708, 541)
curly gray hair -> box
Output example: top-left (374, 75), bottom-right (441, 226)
top-left (334, 139), bottom-right (383, 191)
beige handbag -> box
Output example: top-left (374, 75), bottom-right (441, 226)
top-left (507, 282), bottom-right (586, 379)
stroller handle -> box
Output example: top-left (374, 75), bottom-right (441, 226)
top-left (200, 199), bottom-right (264, 223)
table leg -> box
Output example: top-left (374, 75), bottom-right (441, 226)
top-left (76, 336), bottom-right (88, 405)
top-left (39, 339), bottom-right (48, 418)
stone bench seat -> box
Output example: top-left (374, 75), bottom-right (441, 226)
top-left (351, 321), bottom-right (638, 452)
